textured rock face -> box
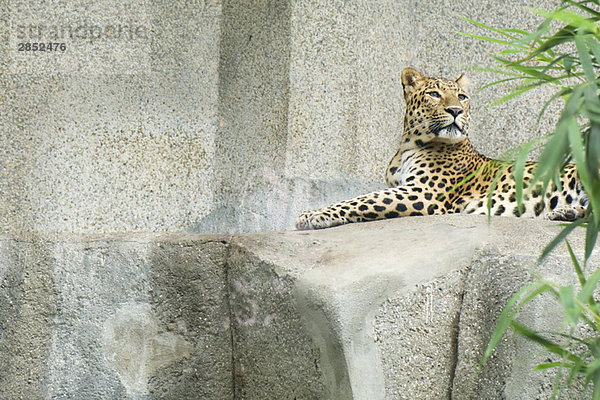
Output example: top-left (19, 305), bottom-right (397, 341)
top-left (2, 0), bottom-right (561, 234)
top-left (0, 234), bottom-right (233, 399)
top-left (0, 215), bottom-right (595, 398)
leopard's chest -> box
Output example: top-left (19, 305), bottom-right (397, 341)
top-left (388, 150), bottom-right (424, 186)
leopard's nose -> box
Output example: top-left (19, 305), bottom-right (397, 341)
top-left (445, 106), bottom-right (463, 117)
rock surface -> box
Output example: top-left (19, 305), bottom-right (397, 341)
top-left (2, 0), bottom-right (562, 234)
top-left (1, 215), bottom-right (596, 398)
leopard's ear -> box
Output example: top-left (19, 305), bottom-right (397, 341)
top-left (401, 68), bottom-right (424, 99)
top-left (456, 74), bottom-right (470, 91)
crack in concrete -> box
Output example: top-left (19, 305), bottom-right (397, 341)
top-left (223, 241), bottom-right (238, 398)
top-left (448, 263), bottom-right (472, 400)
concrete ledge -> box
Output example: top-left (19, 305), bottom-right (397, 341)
top-left (0, 216), bottom-right (596, 398)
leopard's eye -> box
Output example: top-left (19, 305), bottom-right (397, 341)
top-left (458, 93), bottom-right (468, 101)
top-left (427, 91), bottom-right (441, 99)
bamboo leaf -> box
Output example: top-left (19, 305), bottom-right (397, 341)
top-left (575, 32), bottom-right (596, 82)
top-left (535, 119), bottom-right (570, 190)
top-left (486, 162), bottom-right (509, 221)
top-left (488, 81), bottom-right (546, 107)
top-left (503, 28), bottom-right (531, 36)
top-left (483, 281), bottom-right (554, 362)
top-left (469, 66), bottom-right (523, 76)
top-left (565, 239), bottom-right (586, 288)
top-left (587, 357), bottom-right (600, 374)
top-left (534, 361), bottom-right (570, 370)
top-left (578, 268), bottom-right (600, 305)
top-left (458, 32), bottom-right (520, 46)
top-left (529, 25), bottom-right (577, 59)
top-left (586, 37), bottom-right (600, 70)
top-left (585, 221), bottom-right (599, 267)
top-left (568, 118), bottom-right (592, 189)
top-left (587, 123), bottom-right (600, 227)
top-left (540, 219), bottom-right (585, 262)
top-left (460, 16), bottom-right (523, 40)
top-left (564, 0), bottom-right (600, 19)
top-left (536, 88), bottom-right (570, 126)
top-left (586, 120), bottom-right (600, 180)
top-left (464, 2), bottom-right (600, 395)
top-left (511, 321), bottom-right (583, 364)
top-left (478, 77), bottom-right (528, 92)
top-left (514, 141), bottom-right (534, 213)
top-left (559, 285), bottom-right (580, 324)
top-left (534, 8), bottom-right (598, 33)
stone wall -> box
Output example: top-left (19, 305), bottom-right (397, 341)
top-left (0, 215), bottom-right (594, 398)
top-left (2, 0), bottom-right (561, 234)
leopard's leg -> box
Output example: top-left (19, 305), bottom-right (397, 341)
top-left (295, 185), bottom-right (449, 230)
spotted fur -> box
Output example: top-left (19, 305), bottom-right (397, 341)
top-left (295, 67), bottom-right (589, 230)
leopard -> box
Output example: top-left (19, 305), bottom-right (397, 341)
top-left (295, 67), bottom-right (589, 230)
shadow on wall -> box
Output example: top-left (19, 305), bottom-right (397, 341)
top-left (192, 175), bottom-right (381, 234)
top-left (0, 237), bottom-right (56, 398)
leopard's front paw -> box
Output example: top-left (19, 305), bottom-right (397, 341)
top-left (295, 209), bottom-right (346, 230)
top-left (295, 210), bottom-right (316, 230)
top-left (545, 205), bottom-right (586, 222)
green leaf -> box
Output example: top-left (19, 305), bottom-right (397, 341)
top-left (534, 8), bottom-right (598, 33)
top-left (589, 124), bottom-right (600, 178)
top-left (586, 357), bottom-right (600, 374)
top-left (486, 162), bottom-right (510, 221)
top-left (578, 268), bottom-right (600, 305)
top-left (514, 142), bottom-right (534, 213)
top-left (575, 32), bottom-right (596, 82)
top-left (564, 85), bottom-right (586, 118)
top-left (585, 221), bottom-right (599, 267)
top-left (564, 55), bottom-right (575, 73)
top-left (535, 119), bottom-right (571, 192)
top-left (488, 80), bottom-right (546, 107)
top-left (496, 59), bottom-right (558, 82)
top-left (566, 118), bottom-right (600, 229)
top-left (586, 36), bottom-right (600, 70)
top-left (460, 16), bottom-right (523, 40)
top-left (568, 117), bottom-right (592, 189)
top-left (502, 28), bottom-right (530, 36)
top-left (536, 88), bottom-right (570, 126)
top-left (496, 137), bottom-right (546, 161)
top-left (469, 66), bottom-right (523, 76)
top-left (565, 239), bottom-right (586, 288)
top-left (587, 124), bottom-right (600, 227)
top-left (478, 77), bottom-right (527, 92)
top-left (540, 219), bottom-right (585, 262)
top-left (483, 281), bottom-right (554, 362)
top-left (458, 32), bottom-right (520, 46)
top-left (463, 2), bottom-right (600, 395)
top-left (559, 285), bottom-right (580, 325)
top-left (584, 102), bottom-right (600, 120)
top-left (511, 321), bottom-right (583, 364)
top-left (512, 16), bottom-right (552, 49)
top-left (534, 361), bottom-right (569, 371)
top-left (565, 0), bottom-right (600, 19)
top-left (528, 25), bottom-right (577, 60)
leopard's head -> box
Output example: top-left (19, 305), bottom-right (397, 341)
top-left (401, 68), bottom-right (470, 148)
